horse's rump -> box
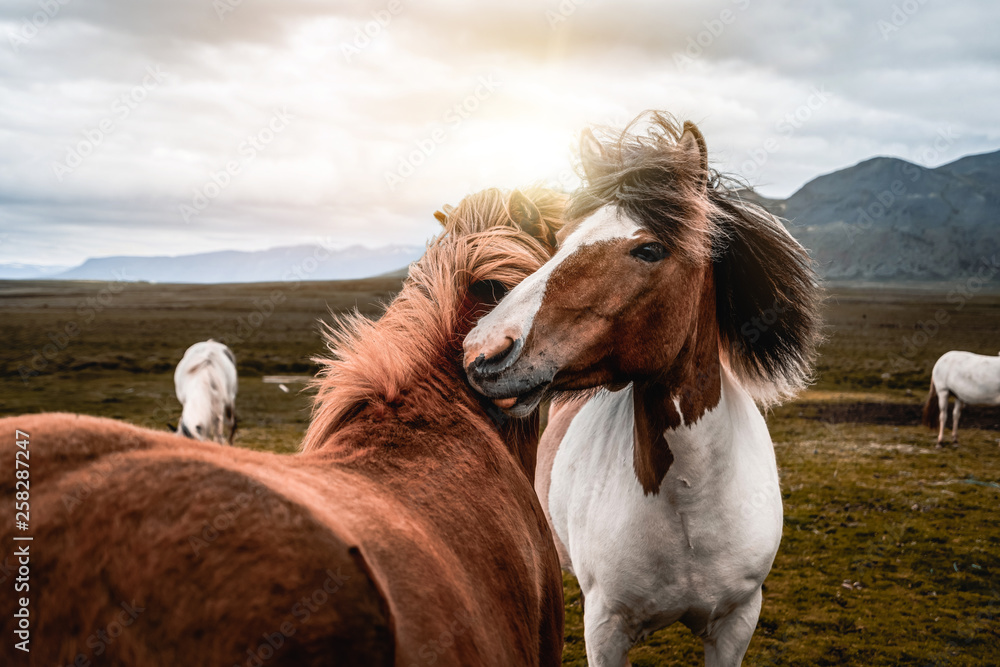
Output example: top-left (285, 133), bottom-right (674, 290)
top-left (1, 414), bottom-right (393, 666)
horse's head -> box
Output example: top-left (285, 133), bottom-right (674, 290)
top-left (301, 187), bottom-right (566, 464)
top-left (177, 399), bottom-right (227, 444)
top-left (465, 112), bottom-right (820, 423)
top-left (177, 392), bottom-right (229, 445)
top-left (430, 187), bottom-right (564, 341)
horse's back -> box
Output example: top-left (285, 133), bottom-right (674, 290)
top-left (933, 351), bottom-right (1000, 404)
top-left (0, 414), bottom-right (394, 666)
top-left (175, 340), bottom-right (238, 400)
top-left (0, 413), bottom-right (163, 494)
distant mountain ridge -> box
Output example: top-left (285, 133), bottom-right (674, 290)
top-left (757, 149), bottom-right (1000, 282)
top-left (0, 263), bottom-right (72, 280)
top-left (45, 244), bottom-right (423, 284)
top-left (5, 148), bottom-right (998, 285)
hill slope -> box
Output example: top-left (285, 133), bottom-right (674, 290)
top-left (52, 244), bottom-right (423, 284)
top-left (763, 150), bottom-right (1000, 282)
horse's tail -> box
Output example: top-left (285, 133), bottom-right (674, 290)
top-left (922, 379), bottom-right (939, 429)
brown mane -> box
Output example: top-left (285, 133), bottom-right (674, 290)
top-left (302, 187), bottom-right (566, 452)
top-left (570, 111), bottom-right (822, 404)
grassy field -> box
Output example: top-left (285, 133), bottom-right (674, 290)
top-left (2, 279), bottom-right (999, 665)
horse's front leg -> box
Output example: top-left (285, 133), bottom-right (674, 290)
top-left (583, 591), bottom-right (637, 667)
top-left (702, 587), bottom-right (762, 667)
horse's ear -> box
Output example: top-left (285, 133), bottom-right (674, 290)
top-left (631, 382), bottom-right (676, 495)
top-left (713, 197), bottom-right (821, 405)
top-left (509, 190), bottom-right (556, 251)
top-left (433, 210), bottom-right (448, 225)
top-left (580, 128), bottom-right (608, 183)
top-left (680, 121), bottom-right (709, 190)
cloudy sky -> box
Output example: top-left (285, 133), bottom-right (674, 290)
top-left (1, 0), bottom-right (998, 267)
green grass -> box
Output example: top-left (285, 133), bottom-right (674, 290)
top-left (2, 280), bottom-right (999, 664)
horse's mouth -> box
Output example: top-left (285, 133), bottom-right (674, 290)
top-left (491, 380), bottom-right (550, 418)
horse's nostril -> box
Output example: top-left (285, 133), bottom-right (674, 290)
top-left (484, 337), bottom-right (515, 365)
top-left (468, 336), bottom-right (522, 377)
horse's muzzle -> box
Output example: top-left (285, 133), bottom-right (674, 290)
top-left (465, 338), bottom-right (555, 417)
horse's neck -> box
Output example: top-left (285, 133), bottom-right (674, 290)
top-left (654, 369), bottom-right (763, 495)
top-left (616, 367), bottom-right (771, 507)
top-left (496, 412), bottom-right (541, 482)
top-left (320, 363), bottom-right (541, 482)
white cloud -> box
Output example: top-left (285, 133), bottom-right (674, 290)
top-left (0, 0), bottom-right (998, 264)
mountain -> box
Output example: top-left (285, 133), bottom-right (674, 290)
top-left (758, 150), bottom-right (1000, 282)
top-left (0, 263), bottom-right (72, 279)
top-left (50, 244), bottom-right (423, 284)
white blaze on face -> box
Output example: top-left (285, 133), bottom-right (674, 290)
top-left (465, 206), bottom-right (643, 359)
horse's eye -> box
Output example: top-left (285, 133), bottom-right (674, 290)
top-left (630, 242), bottom-right (668, 263)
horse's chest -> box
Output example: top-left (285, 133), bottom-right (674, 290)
top-left (549, 388), bottom-right (782, 612)
top-left (552, 450), bottom-right (780, 615)
top-left (576, 481), bottom-right (778, 593)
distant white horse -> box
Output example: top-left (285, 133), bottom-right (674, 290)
top-left (174, 340), bottom-right (238, 444)
top-left (922, 350), bottom-right (1000, 446)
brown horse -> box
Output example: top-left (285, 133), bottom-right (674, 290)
top-left (464, 113), bottom-right (820, 666)
top-left (0, 187), bottom-right (565, 667)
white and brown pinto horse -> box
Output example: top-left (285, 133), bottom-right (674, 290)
top-left (174, 339), bottom-right (238, 444)
top-left (922, 350), bottom-right (1000, 446)
top-left (465, 114), bottom-right (820, 666)
top-left (0, 188), bottom-right (565, 667)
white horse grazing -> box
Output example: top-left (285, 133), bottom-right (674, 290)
top-left (174, 340), bottom-right (238, 445)
top-left (922, 350), bottom-right (1000, 446)
top-left (464, 114), bottom-right (820, 666)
